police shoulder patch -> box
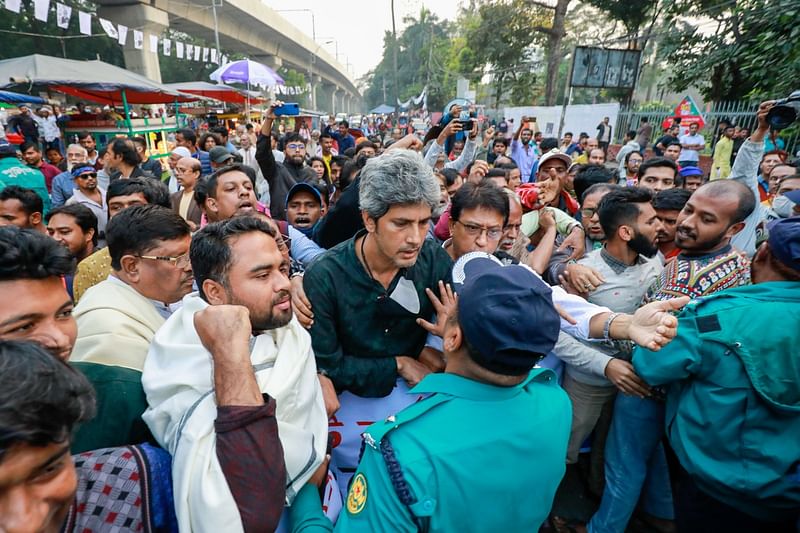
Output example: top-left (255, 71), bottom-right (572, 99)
top-left (347, 472), bottom-right (368, 515)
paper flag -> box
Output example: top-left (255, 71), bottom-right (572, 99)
top-left (194, 46), bottom-right (201, 61)
top-left (78, 10), bottom-right (91, 34)
top-left (56, 3), bottom-right (71, 29)
top-left (202, 47), bottom-right (209, 62)
top-left (99, 18), bottom-right (118, 39)
top-left (163, 38), bottom-right (171, 56)
top-left (32, 0), bottom-right (49, 22)
top-left (176, 41), bottom-right (184, 59)
top-left (149, 34), bottom-right (159, 54)
top-left (117, 24), bottom-right (128, 46)
top-left (133, 30), bottom-right (143, 50)
top-left (186, 44), bottom-right (194, 61)
top-left (4, 0), bottom-right (21, 14)
top-left (222, 55), bottom-right (228, 65)
top-left (210, 49), bottom-right (217, 63)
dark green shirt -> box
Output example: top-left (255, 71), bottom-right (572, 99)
top-left (303, 231), bottom-right (453, 397)
top-left (71, 362), bottom-right (153, 454)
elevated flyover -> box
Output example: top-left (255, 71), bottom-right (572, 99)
top-left (96, 0), bottom-right (361, 113)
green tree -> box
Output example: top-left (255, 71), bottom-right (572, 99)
top-left (660, 0), bottom-right (800, 101)
top-left (363, 8), bottom-right (454, 112)
top-left (458, 0), bottom-right (551, 108)
top-left (0, 0), bottom-right (123, 64)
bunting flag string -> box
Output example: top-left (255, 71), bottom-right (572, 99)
top-left (3, 0), bottom-right (233, 67)
top-left (55, 2), bottom-right (70, 28)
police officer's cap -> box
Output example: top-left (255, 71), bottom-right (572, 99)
top-left (767, 215), bottom-right (800, 273)
top-left (451, 252), bottom-right (560, 375)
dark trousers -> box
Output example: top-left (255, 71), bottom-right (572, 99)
top-left (674, 469), bottom-right (798, 533)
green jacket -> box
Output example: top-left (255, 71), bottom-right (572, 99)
top-left (0, 156), bottom-right (51, 215)
top-left (291, 368), bottom-right (571, 532)
top-left (70, 362), bottom-right (153, 454)
top-left (633, 281), bottom-right (800, 520)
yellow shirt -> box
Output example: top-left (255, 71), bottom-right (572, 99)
top-left (73, 248), bottom-right (112, 302)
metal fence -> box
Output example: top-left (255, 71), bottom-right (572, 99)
top-left (615, 100), bottom-right (799, 157)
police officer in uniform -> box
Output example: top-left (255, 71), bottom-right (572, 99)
top-left (291, 252), bottom-right (572, 532)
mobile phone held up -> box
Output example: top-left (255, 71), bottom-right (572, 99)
top-left (274, 103), bottom-right (300, 116)
top-left (457, 119), bottom-right (474, 129)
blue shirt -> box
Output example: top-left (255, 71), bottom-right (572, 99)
top-left (326, 126), bottom-right (355, 154)
top-left (193, 150), bottom-right (213, 176)
top-left (51, 170), bottom-right (75, 208)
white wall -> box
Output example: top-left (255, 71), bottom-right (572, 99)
top-left (503, 103), bottom-right (620, 141)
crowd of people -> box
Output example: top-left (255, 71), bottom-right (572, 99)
top-left (0, 96), bottom-right (798, 533)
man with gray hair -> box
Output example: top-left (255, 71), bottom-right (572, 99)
top-left (303, 149), bottom-right (454, 494)
top-left (50, 143), bottom-right (89, 207)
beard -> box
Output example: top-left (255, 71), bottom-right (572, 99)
top-left (253, 290), bottom-right (293, 331)
top-left (628, 230), bottom-right (659, 258)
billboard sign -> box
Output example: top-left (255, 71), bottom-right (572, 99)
top-left (570, 46), bottom-right (641, 89)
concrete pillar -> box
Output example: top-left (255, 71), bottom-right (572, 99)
top-left (98, 4), bottom-right (168, 83)
top-left (318, 83), bottom-right (335, 115)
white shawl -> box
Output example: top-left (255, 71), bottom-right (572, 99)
top-left (142, 293), bottom-right (327, 532)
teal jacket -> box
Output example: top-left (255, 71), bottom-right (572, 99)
top-left (291, 368), bottom-right (571, 532)
top-left (633, 281), bottom-right (800, 520)
top-left (0, 156), bottom-right (51, 215)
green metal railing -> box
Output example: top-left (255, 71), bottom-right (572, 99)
top-left (615, 100), bottom-right (799, 156)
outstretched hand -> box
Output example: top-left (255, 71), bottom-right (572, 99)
top-left (416, 281), bottom-right (457, 338)
top-left (628, 297), bottom-right (690, 351)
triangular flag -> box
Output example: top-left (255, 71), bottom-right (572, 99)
top-left (32, 0), bottom-right (49, 22)
top-left (4, 0), bottom-right (21, 14)
top-left (78, 10), bottom-right (91, 34)
top-left (117, 24), bottom-right (128, 46)
top-left (202, 47), bottom-right (209, 62)
top-left (221, 55), bottom-right (228, 65)
top-left (149, 34), bottom-right (158, 54)
top-left (56, 2), bottom-right (71, 29)
top-left (163, 38), bottom-right (171, 56)
top-left (210, 49), bottom-right (217, 63)
top-left (176, 41), bottom-right (184, 59)
top-left (186, 44), bottom-right (194, 61)
top-left (133, 30), bottom-right (143, 50)
top-left (98, 18), bottom-right (118, 39)
top-left (194, 46), bottom-right (201, 61)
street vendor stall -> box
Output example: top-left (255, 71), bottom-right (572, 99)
top-left (0, 54), bottom-right (198, 159)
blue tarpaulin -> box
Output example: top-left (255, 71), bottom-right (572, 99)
top-left (0, 90), bottom-right (46, 104)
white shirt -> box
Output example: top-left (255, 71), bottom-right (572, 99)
top-left (34, 115), bottom-right (60, 142)
top-left (678, 133), bottom-right (705, 162)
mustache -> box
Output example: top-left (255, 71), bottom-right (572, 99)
top-left (273, 290), bottom-right (291, 305)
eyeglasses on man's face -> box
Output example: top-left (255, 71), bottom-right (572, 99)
top-left (137, 251), bottom-right (191, 268)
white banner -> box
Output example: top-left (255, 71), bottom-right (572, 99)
top-left (163, 38), bottom-right (171, 56)
top-left (117, 24), bottom-right (128, 46)
top-left (202, 47), bottom-right (209, 62)
top-left (98, 18), bottom-right (118, 39)
top-left (4, 0), bottom-right (21, 13)
top-left (32, 0), bottom-right (49, 22)
top-left (193, 46), bottom-right (201, 61)
top-left (210, 49), bottom-right (217, 63)
top-left (149, 34), bottom-right (159, 54)
top-left (78, 10), bottom-right (91, 34)
top-left (222, 55), bottom-right (228, 66)
top-left (133, 30), bottom-right (143, 50)
top-left (186, 44), bottom-right (194, 61)
top-left (176, 41), bottom-right (184, 59)
top-left (56, 2), bottom-right (71, 29)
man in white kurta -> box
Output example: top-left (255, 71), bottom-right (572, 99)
top-left (142, 215), bottom-right (329, 532)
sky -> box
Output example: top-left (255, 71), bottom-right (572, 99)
top-left (261, 0), bottom-right (463, 81)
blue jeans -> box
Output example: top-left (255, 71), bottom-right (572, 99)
top-left (588, 394), bottom-right (674, 533)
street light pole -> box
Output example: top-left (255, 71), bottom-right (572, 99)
top-left (391, 0), bottom-right (399, 117)
top-left (211, 0), bottom-right (222, 61)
